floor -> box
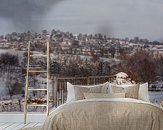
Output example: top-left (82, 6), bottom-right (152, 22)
top-left (0, 122), bottom-right (43, 130)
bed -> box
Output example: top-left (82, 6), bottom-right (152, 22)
top-left (42, 98), bottom-right (163, 130)
top-left (23, 82), bottom-right (163, 130)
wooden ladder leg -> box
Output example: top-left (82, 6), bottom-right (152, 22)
top-left (24, 41), bottom-right (30, 124)
top-left (46, 41), bottom-right (50, 116)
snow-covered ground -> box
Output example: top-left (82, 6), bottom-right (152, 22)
top-left (0, 78), bottom-right (7, 98)
top-left (149, 91), bottom-right (163, 104)
top-left (0, 49), bottom-right (24, 65)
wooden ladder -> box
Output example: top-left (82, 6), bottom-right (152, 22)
top-left (24, 41), bottom-right (50, 124)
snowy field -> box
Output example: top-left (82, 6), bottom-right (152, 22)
top-left (0, 49), bottom-right (24, 65)
top-left (0, 78), bottom-right (7, 98)
top-left (149, 91), bottom-right (163, 104)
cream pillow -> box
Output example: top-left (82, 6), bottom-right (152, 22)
top-left (111, 84), bottom-right (139, 99)
top-left (84, 93), bottom-right (125, 99)
top-left (74, 86), bottom-right (102, 100)
top-left (66, 82), bottom-right (110, 103)
top-left (138, 82), bottom-right (149, 102)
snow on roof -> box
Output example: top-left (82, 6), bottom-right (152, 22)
top-left (115, 72), bottom-right (128, 79)
top-left (112, 72), bottom-right (135, 85)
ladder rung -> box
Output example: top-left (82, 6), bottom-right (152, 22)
top-left (28, 66), bottom-right (42, 67)
top-left (25, 65), bottom-right (42, 68)
top-left (27, 104), bottom-right (47, 107)
top-left (30, 54), bottom-right (47, 57)
top-left (26, 112), bottom-right (47, 114)
top-left (29, 70), bottom-right (47, 73)
top-left (28, 88), bottom-right (47, 91)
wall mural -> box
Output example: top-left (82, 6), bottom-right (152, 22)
top-left (0, 0), bottom-right (163, 112)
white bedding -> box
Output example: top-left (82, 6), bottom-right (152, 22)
top-left (21, 98), bottom-right (163, 130)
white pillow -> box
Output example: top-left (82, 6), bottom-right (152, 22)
top-left (109, 83), bottom-right (149, 102)
top-left (66, 82), bottom-right (75, 103)
top-left (66, 82), bottom-right (110, 103)
top-left (138, 82), bottom-right (149, 102)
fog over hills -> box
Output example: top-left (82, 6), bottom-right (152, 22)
top-left (0, 0), bottom-right (163, 41)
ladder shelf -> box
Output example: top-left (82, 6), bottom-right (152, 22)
top-left (24, 41), bottom-right (50, 124)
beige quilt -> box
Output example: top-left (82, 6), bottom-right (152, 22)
top-left (24, 98), bottom-right (163, 130)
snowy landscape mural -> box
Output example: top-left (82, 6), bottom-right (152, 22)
top-left (0, 30), bottom-right (162, 112)
top-left (0, 0), bottom-right (163, 112)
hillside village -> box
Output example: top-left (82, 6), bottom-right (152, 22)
top-left (0, 30), bottom-right (163, 112)
top-left (0, 30), bottom-right (163, 77)
top-left (0, 30), bottom-right (163, 57)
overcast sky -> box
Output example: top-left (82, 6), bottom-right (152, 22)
top-left (0, 0), bottom-right (163, 41)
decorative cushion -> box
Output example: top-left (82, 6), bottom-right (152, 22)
top-left (138, 82), bottom-right (149, 102)
top-left (84, 92), bottom-right (125, 99)
top-left (66, 82), bottom-right (110, 102)
top-left (74, 86), bottom-right (102, 100)
top-left (111, 84), bottom-right (139, 99)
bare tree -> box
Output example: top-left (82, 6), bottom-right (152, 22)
top-left (0, 53), bottom-right (19, 98)
top-left (120, 49), bottom-right (157, 83)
